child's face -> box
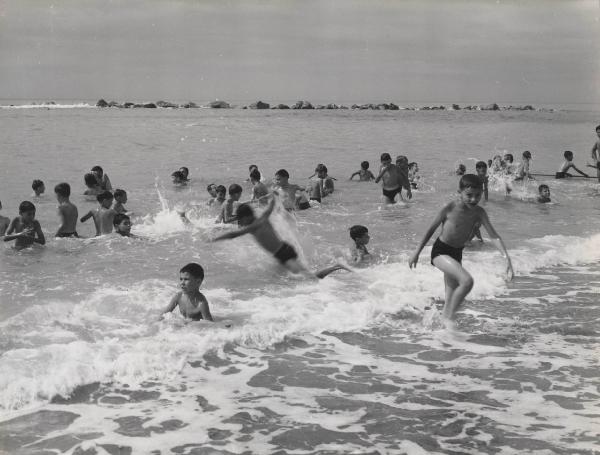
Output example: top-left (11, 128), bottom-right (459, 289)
top-left (179, 272), bottom-right (203, 293)
top-left (456, 166), bottom-right (466, 175)
top-left (356, 232), bottom-right (370, 246)
top-left (476, 167), bottom-right (487, 177)
top-left (459, 187), bottom-right (483, 208)
top-left (274, 174), bottom-right (288, 185)
top-left (503, 154), bottom-right (513, 163)
top-left (381, 158), bottom-right (391, 166)
top-left (216, 191), bottom-right (226, 200)
top-left (116, 194), bottom-right (127, 203)
top-left (93, 170), bottom-right (103, 180)
top-left (317, 170), bottom-right (327, 178)
top-left (20, 210), bottom-right (35, 223)
top-left (179, 168), bottom-right (188, 178)
top-left (37, 184), bottom-right (45, 194)
top-left (230, 192), bottom-right (242, 201)
top-left (207, 186), bottom-right (218, 197)
top-left (115, 218), bottom-right (132, 235)
top-left (101, 198), bottom-right (113, 209)
top-left (539, 187), bottom-right (551, 199)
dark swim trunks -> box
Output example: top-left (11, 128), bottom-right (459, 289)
top-left (555, 172), bottom-right (568, 179)
top-left (382, 187), bottom-right (401, 201)
top-left (430, 237), bottom-right (463, 265)
top-left (274, 242), bottom-right (298, 264)
top-left (56, 232), bottom-right (79, 238)
top-left (297, 201), bottom-right (310, 210)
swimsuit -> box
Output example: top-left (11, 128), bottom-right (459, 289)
top-left (273, 242), bottom-right (298, 264)
top-left (382, 186), bottom-right (401, 201)
top-left (430, 237), bottom-right (463, 265)
top-left (56, 231), bottom-right (79, 238)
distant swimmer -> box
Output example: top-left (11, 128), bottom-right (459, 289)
top-left (556, 150), bottom-right (589, 179)
top-left (455, 163), bottom-right (466, 176)
top-left (32, 179), bottom-right (45, 197)
top-left (590, 125), bottom-right (600, 182)
top-left (349, 224), bottom-right (371, 264)
top-left (475, 161), bottom-right (489, 202)
top-left (159, 263), bottom-right (214, 321)
top-left (80, 191), bottom-right (116, 236)
top-left (212, 196), bottom-right (349, 279)
top-left (171, 170), bottom-right (187, 187)
top-left (3, 201), bottom-right (45, 250)
top-left (55, 183), bottom-right (79, 238)
top-left (178, 166), bottom-right (190, 182)
top-left (83, 172), bottom-right (102, 197)
top-left (537, 184), bottom-right (551, 203)
top-left (375, 153), bottom-right (411, 203)
top-left (409, 174), bottom-right (513, 324)
top-left (91, 166), bottom-right (112, 192)
top-left (349, 161), bottom-right (375, 181)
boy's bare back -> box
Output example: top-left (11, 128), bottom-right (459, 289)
top-left (57, 202), bottom-right (78, 235)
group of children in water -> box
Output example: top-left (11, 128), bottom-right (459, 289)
top-left (4, 125), bottom-right (600, 326)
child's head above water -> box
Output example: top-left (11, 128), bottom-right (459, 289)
top-left (54, 182), bottom-right (71, 198)
top-left (215, 185), bottom-right (227, 199)
top-left (349, 225), bottom-right (369, 245)
top-left (91, 165), bottom-right (104, 179)
top-left (522, 150), bottom-right (532, 160)
top-left (84, 173), bottom-right (99, 188)
top-left (459, 174), bottom-right (484, 191)
top-left (19, 200), bottom-right (36, 218)
top-left (395, 155), bottom-right (408, 168)
top-left (315, 164), bottom-right (328, 178)
top-left (564, 150), bottom-right (574, 160)
top-left (97, 191), bottom-right (114, 207)
top-left (228, 184), bottom-right (242, 200)
top-left (179, 167), bottom-right (189, 180)
top-left (32, 179), bottom-right (45, 195)
top-left (455, 164), bottom-right (466, 175)
top-left (475, 161), bottom-right (487, 176)
top-left (180, 262), bottom-right (204, 281)
top-left (113, 213), bottom-right (131, 235)
top-left (408, 162), bottom-right (418, 170)
top-left (207, 184), bottom-right (218, 198)
top-left (380, 153), bottom-right (392, 164)
top-left (235, 203), bottom-right (255, 226)
top-left (249, 169), bottom-right (261, 183)
top-left (274, 169), bottom-right (290, 184)
top-left (171, 171), bottom-right (186, 184)
top-left (538, 184), bottom-right (551, 200)
top-left (179, 263), bottom-right (204, 292)
top-left (360, 161), bottom-right (370, 170)
top-left (248, 164), bottom-right (258, 173)
top-left (503, 153), bottom-right (514, 163)
top-left (113, 189), bottom-right (127, 203)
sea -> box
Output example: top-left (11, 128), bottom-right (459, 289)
top-left (0, 103), bottom-right (599, 455)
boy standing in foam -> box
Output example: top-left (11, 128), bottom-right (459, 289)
top-left (54, 183), bottom-right (79, 238)
top-left (4, 201), bottom-right (46, 250)
top-left (515, 151), bottom-right (533, 181)
top-left (160, 263), bottom-right (214, 321)
top-left (375, 153), bottom-right (405, 203)
top-left (590, 125), bottom-right (600, 182)
top-left (408, 174), bottom-right (513, 323)
top-left (213, 196), bottom-right (348, 279)
top-left (556, 151), bottom-right (589, 179)
top-left (80, 191), bottom-right (116, 236)
top-left (216, 184), bottom-right (242, 224)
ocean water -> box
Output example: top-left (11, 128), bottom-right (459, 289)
top-left (0, 106), bottom-right (599, 455)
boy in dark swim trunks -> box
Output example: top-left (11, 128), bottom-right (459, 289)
top-left (159, 263), bottom-right (214, 321)
top-left (54, 183), bottom-right (79, 238)
top-left (408, 174), bottom-right (513, 323)
top-left (212, 196), bottom-right (348, 279)
top-left (375, 153), bottom-right (408, 203)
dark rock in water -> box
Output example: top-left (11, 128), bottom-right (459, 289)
top-left (209, 100), bottom-right (230, 108)
top-left (156, 100), bottom-right (178, 108)
top-left (351, 104), bottom-right (360, 109)
top-left (482, 103), bottom-right (499, 111)
top-left (377, 103), bottom-right (390, 110)
top-left (123, 102), bottom-right (135, 108)
top-left (292, 100), bottom-right (314, 109)
top-left (181, 101), bottom-right (199, 108)
top-left (96, 99), bottom-right (108, 108)
top-left (316, 105), bottom-right (326, 109)
top-left (452, 104), bottom-right (461, 110)
top-left (277, 104), bottom-right (290, 109)
top-left (339, 105), bottom-right (349, 109)
top-left (325, 103), bottom-right (339, 109)
top-left (421, 106), bottom-right (430, 110)
top-left (389, 103), bottom-right (399, 110)
top-left (133, 104), bottom-right (144, 108)
top-left (143, 103), bottom-right (157, 108)
top-left (108, 101), bottom-right (121, 108)
top-left (249, 100), bottom-right (270, 109)
top-left (523, 105), bottom-right (534, 110)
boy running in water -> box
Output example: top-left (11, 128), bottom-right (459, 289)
top-left (408, 174), bottom-right (513, 323)
top-left (375, 153), bottom-right (409, 203)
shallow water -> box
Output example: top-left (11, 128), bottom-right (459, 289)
top-left (0, 107), bottom-right (599, 454)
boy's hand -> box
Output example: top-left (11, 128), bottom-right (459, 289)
top-left (408, 252), bottom-right (419, 269)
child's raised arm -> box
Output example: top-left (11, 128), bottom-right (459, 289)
top-left (80, 211), bottom-right (93, 223)
top-left (349, 171), bottom-right (360, 180)
top-left (408, 204), bottom-right (448, 268)
top-left (374, 166), bottom-right (388, 183)
top-left (479, 209), bottom-right (514, 281)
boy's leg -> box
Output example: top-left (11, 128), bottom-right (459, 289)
top-left (432, 255), bottom-right (474, 320)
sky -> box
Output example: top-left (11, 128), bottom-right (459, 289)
top-left (0, 0), bottom-right (599, 105)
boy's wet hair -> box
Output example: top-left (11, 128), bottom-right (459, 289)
top-left (207, 183), bottom-right (217, 191)
top-left (171, 170), bottom-right (185, 179)
top-left (564, 150), bottom-right (573, 158)
top-left (475, 161), bottom-right (487, 170)
top-left (380, 153), bottom-right (391, 162)
top-left (538, 184), bottom-right (550, 192)
top-left (235, 203), bottom-right (255, 225)
top-left (249, 169), bottom-right (261, 181)
top-left (84, 173), bottom-right (98, 187)
top-left (349, 225), bottom-right (368, 240)
top-left (179, 166), bottom-right (189, 174)
top-left (216, 185), bottom-right (227, 194)
top-left (456, 164), bottom-right (466, 174)
top-left (97, 191), bottom-right (114, 203)
top-left (180, 262), bottom-right (204, 280)
top-left (522, 150), bottom-right (532, 159)
top-left (19, 200), bottom-right (35, 214)
top-left (408, 162), bottom-right (417, 169)
top-left (54, 182), bottom-right (71, 197)
top-left (315, 164), bottom-right (328, 174)
top-left (91, 166), bottom-right (103, 175)
top-left (503, 153), bottom-right (514, 163)
top-left (459, 174), bottom-right (483, 190)
top-left (228, 183), bottom-right (242, 195)
top-left (113, 189), bottom-right (126, 199)
top-left (395, 155), bottom-right (408, 164)
top-left (32, 179), bottom-right (44, 190)
top-left (275, 169), bottom-right (289, 179)
top-left (248, 164), bottom-right (258, 171)
top-left (113, 213), bottom-right (130, 226)
top-left (361, 161), bottom-right (369, 170)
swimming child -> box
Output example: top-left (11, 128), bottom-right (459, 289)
top-left (515, 151), bottom-right (533, 180)
top-left (206, 184), bottom-right (218, 206)
top-left (113, 189), bottom-right (128, 214)
top-left (250, 169), bottom-right (270, 205)
top-left (272, 169), bottom-right (309, 210)
top-left (590, 125), bottom-right (600, 182)
top-left (179, 167), bottom-right (190, 181)
top-left (32, 180), bottom-right (45, 197)
top-left (171, 170), bottom-right (187, 186)
top-left (408, 162), bottom-right (420, 189)
top-left (350, 161), bottom-right (375, 181)
top-left (80, 191), bottom-right (116, 236)
top-left (395, 155), bottom-right (412, 199)
top-left (308, 164), bottom-right (334, 203)
top-left (113, 213), bottom-right (138, 237)
top-left (84, 173), bottom-right (102, 196)
top-left (212, 196), bottom-right (348, 279)
top-left (455, 164), bottom-right (466, 176)
top-left (212, 185), bottom-right (227, 209)
top-left (55, 183), bottom-right (79, 238)
top-left (408, 174), bottom-right (513, 323)
top-left (91, 166), bottom-right (112, 191)
top-left (159, 263), bottom-right (214, 321)
top-left (3, 201), bottom-right (46, 250)
top-left (475, 161), bottom-right (489, 202)
top-left (537, 184), bottom-right (551, 203)
top-left (0, 200), bottom-right (9, 236)
top-left (503, 153), bottom-right (515, 173)
top-left (216, 184), bottom-right (242, 223)
top-left (375, 153), bottom-right (405, 203)
top-left (556, 151), bottom-right (589, 179)
top-left (349, 225), bottom-right (371, 264)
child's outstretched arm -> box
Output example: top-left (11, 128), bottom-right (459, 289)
top-left (349, 171), bottom-right (360, 180)
top-left (80, 211), bottom-right (93, 223)
top-left (374, 166), bottom-right (387, 183)
top-left (408, 206), bottom-right (447, 268)
top-left (479, 210), bottom-right (514, 281)
top-left (159, 293), bottom-right (180, 320)
top-left (571, 164), bottom-right (589, 177)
